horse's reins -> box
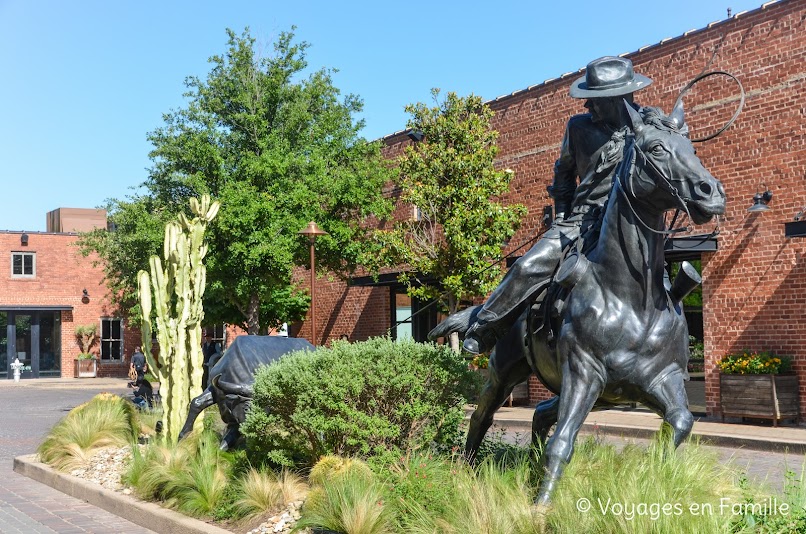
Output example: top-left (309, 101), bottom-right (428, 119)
top-left (615, 133), bottom-right (697, 236)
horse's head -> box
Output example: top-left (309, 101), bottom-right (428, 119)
top-left (623, 102), bottom-right (726, 225)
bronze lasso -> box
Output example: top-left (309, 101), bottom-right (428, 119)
top-left (673, 70), bottom-right (745, 143)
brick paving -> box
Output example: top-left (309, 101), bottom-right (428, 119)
top-left (0, 378), bottom-right (155, 534)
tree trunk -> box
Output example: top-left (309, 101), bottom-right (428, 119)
top-left (449, 331), bottom-right (460, 353)
top-left (246, 294), bottom-right (260, 335)
top-left (447, 293), bottom-right (460, 353)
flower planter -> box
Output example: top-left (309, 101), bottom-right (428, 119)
top-left (720, 374), bottom-right (800, 426)
top-left (74, 358), bottom-right (98, 378)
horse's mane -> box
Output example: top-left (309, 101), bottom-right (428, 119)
top-left (640, 106), bottom-right (689, 137)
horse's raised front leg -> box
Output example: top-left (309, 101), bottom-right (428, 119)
top-left (536, 358), bottom-right (603, 506)
top-left (178, 389), bottom-right (215, 441)
top-left (647, 369), bottom-right (693, 448)
top-left (532, 396), bottom-right (560, 448)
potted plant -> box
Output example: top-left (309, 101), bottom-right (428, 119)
top-left (718, 350), bottom-right (799, 426)
top-left (74, 324), bottom-right (99, 378)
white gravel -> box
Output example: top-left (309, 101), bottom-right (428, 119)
top-left (67, 445), bottom-right (312, 534)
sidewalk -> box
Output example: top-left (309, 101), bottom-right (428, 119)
top-left (480, 405), bottom-right (806, 453)
top-left (7, 380), bottom-right (804, 453)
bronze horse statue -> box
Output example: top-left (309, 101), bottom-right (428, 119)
top-left (430, 101), bottom-right (726, 505)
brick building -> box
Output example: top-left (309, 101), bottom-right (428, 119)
top-left (1, 209), bottom-right (137, 379)
top-left (300, 0), bottom-right (806, 418)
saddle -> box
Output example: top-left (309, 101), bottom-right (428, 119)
top-left (529, 248), bottom-right (592, 351)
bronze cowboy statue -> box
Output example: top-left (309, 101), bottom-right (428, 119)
top-left (429, 56), bottom-right (726, 505)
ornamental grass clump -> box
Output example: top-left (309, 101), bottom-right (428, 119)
top-left (381, 451), bottom-right (542, 534)
top-left (241, 337), bottom-right (476, 468)
top-left (545, 431), bottom-right (743, 533)
top-left (718, 350), bottom-right (792, 375)
top-left (123, 428), bottom-right (231, 517)
top-left (297, 455), bottom-right (392, 534)
top-left (38, 392), bottom-right (139, 472)
top-left (234, 467), bottom-right (308, 519)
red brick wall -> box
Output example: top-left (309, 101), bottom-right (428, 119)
top-left (300, 1), bottom-right (806, 417)
top-left (0, 232), bottom-right (136, 378)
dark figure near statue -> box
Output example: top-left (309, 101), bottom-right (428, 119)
top-left (430, 56), bottom-right (726, 505)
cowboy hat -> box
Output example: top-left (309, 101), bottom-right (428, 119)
top-left (570, 56), bottom-right (652, 99)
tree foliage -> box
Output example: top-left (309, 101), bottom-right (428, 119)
top-left (79, 27), bottom-right (393, 333)
top-left (366, 90), bottom-right (525, 317)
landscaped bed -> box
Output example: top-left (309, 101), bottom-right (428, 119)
top-left (34, 339), bottom-right (806, 533)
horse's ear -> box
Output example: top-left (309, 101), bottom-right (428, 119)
top-left (670, 98), bottom-right (686, 130)
top-left (624, 100), bottom-right (644, 133)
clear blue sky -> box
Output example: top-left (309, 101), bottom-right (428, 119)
top-left (0, 0), bottom-right (767, 232)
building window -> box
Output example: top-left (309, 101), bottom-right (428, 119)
top-left (391, 288), bottom-right (439, 343)
top-left (393, 293), bottom-right (413, 342)
top-left (11, 252), bottom-right (35, 278)
top-left (204, 324), bottom-right (227, 347)
top-left (100, 318), bottom-right (123, 360)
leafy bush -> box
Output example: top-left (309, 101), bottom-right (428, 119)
top-left (38, 393), bottom-right (139, 471)
top-left (241, 337), bottom-right (475, 467)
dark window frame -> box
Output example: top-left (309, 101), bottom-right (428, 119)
top-left (99, 317), bottom-right (123, 361)
top-left (11, 252), bottom-right (35, 278)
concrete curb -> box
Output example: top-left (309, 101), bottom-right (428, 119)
top-left (488, 417), bottom-right (806, 454)
top-left (13, 454), bottom-right (233, 534)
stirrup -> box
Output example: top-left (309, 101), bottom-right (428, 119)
top-left (463, 325), bottom-right (498, 355)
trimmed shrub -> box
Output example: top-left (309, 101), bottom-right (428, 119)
top-left (241, 337), bottom-right (475, 468)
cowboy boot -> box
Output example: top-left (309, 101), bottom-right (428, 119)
top-left (463, 318), bottom-right (502, 355)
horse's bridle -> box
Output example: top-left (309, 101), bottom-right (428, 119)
top-left (616, 131), bottom-right (720, 238)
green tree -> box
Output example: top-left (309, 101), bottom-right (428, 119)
top-left (81, 27), bottom-right (393, 334)
top-left (366, 90), bottom-right (526, 350)
top-left (77, 196), bottom-right (168, 326)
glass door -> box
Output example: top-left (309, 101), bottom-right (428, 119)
top-left (39, 312), bottom-right (61, 377)
top-left (13, 314), bottom-right (34, 379)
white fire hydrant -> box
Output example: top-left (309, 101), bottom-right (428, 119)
top-left (10, 357), bottom-right (24, 382)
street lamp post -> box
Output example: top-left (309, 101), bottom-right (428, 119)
top-left (298, 221), bottom-right (328, 345)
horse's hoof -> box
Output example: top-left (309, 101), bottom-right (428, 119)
top-left (531, 497), bottom-right (552, 520)
top-left (534, 493), bottom-right (552, 509)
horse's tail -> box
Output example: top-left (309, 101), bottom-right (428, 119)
top-left (428, 305), bottom-right (481, 341)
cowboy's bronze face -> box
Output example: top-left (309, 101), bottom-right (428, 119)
top-left (585, 97), bottom-right (625, 127)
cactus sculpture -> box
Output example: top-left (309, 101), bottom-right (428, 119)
top-left (137, 195), bottom-right (220, 442)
